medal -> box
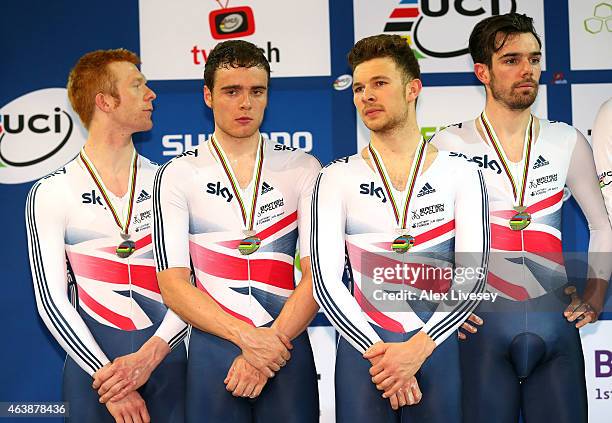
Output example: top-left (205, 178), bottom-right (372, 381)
top-left (80, 149), bottom-right (139, 257)
top-left (238, 236), bottom-right (261, 255)
top-left (510, 206), bottom-right (531, 231)
top-left (480, 112), bottom-right (534, 231)
top-left (210, 134), bottom-right (265, 255)
top-left (116, 240), bottom-right (136, 258)
top-left (368, 138), bottom-right (427, 253)
top-left (392, 234), bottom-right (415, 254)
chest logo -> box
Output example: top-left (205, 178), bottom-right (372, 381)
top-left (206, 181), bottom-right (233, 202)
top-left (359, 182), bottom-right (387, 203)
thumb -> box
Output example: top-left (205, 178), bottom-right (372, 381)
top-left (363, 341), bottom-right (386, 359)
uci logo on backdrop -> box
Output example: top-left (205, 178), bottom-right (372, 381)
top-left (0, 88), bottom-right (86, 184)
top-left (382, 0), bottom-right (517, 59)
top-left (353, 0), bottom-right (543, 72)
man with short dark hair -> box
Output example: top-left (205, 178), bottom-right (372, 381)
top-left (153, 40), bottom-right (320, 422)
top-left (26, 48), bottom-right (187, 423)
top-left (312, 34), bottom-right (489, 422)
top-left (432, 13), bottom-right (612, 423)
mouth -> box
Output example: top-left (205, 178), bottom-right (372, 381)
top-left (236, 117), bottom-right (253, 124)
top-left (515, 81), bottom-right (537, 89)
top-left (364, 108), bottom-right (383, 117)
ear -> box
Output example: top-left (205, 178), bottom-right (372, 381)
top-left (203, 85), bottom-right (213, 109)
top-left (474, 63), bottom-right (490, 85)
top-left (94, 92), bottom-right (116, 113)
top-left (405, 78), bottom-right (422, 103)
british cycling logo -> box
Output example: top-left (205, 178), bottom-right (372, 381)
top-left (382, 0), bottom-right (518, 59)
top-left (0, 88), bottom-right (85, 184)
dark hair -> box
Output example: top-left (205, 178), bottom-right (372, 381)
top-left (469, 13), bottom-right (542, 67)
top-left (67, 49), bottom-right (140, 129)
top-left (348, 34), bottom-right (420, 82)
top-left (204, 40), bottom-right (270, 90)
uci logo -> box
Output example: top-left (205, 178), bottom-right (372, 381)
top-left (385, 0), bottom-right (517, 59)
top-left (359, 182), bottom-right (387, 203)
top-left (0, 88), bottom-right (86, 184)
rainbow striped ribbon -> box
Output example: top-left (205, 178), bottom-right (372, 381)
top-left (368, 137), bottom-right (427, 231)
top-left (79, 148), bottom-right (138, 236)
top-left (480, 111), bottom-right (534, 208)
top-left (210, 134), bottom-right (265, 232)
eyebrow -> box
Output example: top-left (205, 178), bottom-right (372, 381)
top-left (498, 51), bottom-right (542, 59)
top-left (219, 85), bottom-right (267, 90)
top-left (352, 75), bottom-right (391, 87)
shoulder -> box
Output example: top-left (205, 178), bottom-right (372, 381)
top-left (266, 140), bottom-right (322, 173)
top-left (157, 147), bottom-right (201, 176)
top-left (434, 149), bottom-right (481, 178)
top-left (27, 159), bottom-right (78, 206)
top-left (596, 98), bottom-right (612, 118)
top-left (322, 153), bottom-right (359, 171)
top-left (540, 119), bottom-right (582, 150)
top-left (429, 121), bottom-right (474, 150)
top-left (138, 154), bottom-right (160, 171)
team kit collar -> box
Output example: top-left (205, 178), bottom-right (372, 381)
top-left (79, 148), bottom-right (139, 257)
top-left (209, 134), bottom-right (265, 255)
top-left (480, 110), bottom-right (534, 230)
top-left (368, 137), bottom-right (428, 253)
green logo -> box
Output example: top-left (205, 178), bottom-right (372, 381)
top-left (584, 2), bottom-right (612, 34)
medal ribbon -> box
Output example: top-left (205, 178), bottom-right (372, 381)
top-left (368, 137), bottom-right (427, 230)
top-left (79, 149), bottom-right (138, 236)
top-left (210, 134), bottom-right (265, 231)
top-left (480, 111), bottom-right (533, 207)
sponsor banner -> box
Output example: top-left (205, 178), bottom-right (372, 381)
top-left (570, 83), bottom-right (612, 143)
top-left (353, 0), bottom-right (546, 73)
top-left (307, 326), bottom-right (336, 423)
top-left (581, 321), bottom-right (612, 420)
top-left (356, 85), bottom-right (548, 151)
top-left (143, 87), bottom-right (334, 166)
top-left (569, 0), bottom-right (612, 70)
top-left (139, 0), bottom-right (331, 80)
top-left (0, 88), bottom-right (86, 185)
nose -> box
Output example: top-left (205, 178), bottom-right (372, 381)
top-left (360, 85), bottom-right (375, 103)
top-left (240, 92), bottom-right (252, 109)
top-left (520, 58), bottom-right (534, 77)
top-left (145, 85), bottom-right (156, 101)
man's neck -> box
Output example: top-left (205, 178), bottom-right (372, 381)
top-left (370, 120), bottom-right (422, 159)
top-left (483, 99), bottom-right (532, 142)
top-left (83, 126), bottom-right (134, 175)
top-left (213, 130), bottom-right (261, 160)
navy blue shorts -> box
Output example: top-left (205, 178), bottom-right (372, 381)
top-left (63, 314), bottom-right (187, 422)
top-left (186, 327), bottom-right (319, 423)
top-left (335, 326), bottom-right (462, 423)
top-left (459, 286), bottom-right (587, 423)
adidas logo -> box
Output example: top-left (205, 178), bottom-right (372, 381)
top-left (261, 182), bottom-right (274, 194)
top-left (136, 190), bottom-right (151, 203)
top-left (417, 183), bottom-right (436, 197)
top-left (532, 155), bottom-right (549, 169)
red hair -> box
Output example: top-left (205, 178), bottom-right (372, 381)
top-left (67, 49), bottom-right (140, 128)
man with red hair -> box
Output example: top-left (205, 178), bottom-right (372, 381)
top-left (26, 49), bottom-right (187, 423)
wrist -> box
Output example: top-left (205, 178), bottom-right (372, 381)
top-left (140, 336), bottom-right (171, 368)
top-left (230, 321), bottom-right (256, 349)
top-left (411, 331), bottom-right (436, 360)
